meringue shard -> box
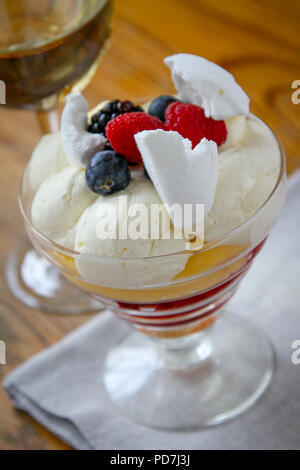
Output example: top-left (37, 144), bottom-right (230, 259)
top-left (135, 129), bottom-right (218, 233)
top-left (164, 53), bottom-right (249, 120)
top-left (61, 93), bottom-right (107, 168)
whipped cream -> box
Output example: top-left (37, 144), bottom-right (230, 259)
top-left (30, 116), bottom-right (280, 261)
top-left (61, 93), bottom-right (107, 168)
top-left (28, 132), bottom-right (68, 191)
top-left (31, 167), bottom-right (97, 249)
top-left (221, 116), bottom-right (246, 151)
top-left (74, 173), bottom-right (188, 286)
top-left (164, 54), bottom-right (250, 120)
top-left (205, 116), bottom-right (281, 241)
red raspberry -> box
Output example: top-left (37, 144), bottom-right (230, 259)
top-left (106, 112), bottom-right (166, 163)
top-left (165, 102), bottom-right (227, 147)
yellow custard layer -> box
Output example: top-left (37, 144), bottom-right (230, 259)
top-left (53, 244), bottom-right (248, 303)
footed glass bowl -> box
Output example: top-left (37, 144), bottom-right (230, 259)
top-left (19, 116), bottom-right (286, 430)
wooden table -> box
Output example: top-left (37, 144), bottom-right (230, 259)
top-left (0, 0), bottom-right (299, 450)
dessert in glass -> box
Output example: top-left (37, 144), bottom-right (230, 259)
top-left (19, 54), bottom-right (286, 429)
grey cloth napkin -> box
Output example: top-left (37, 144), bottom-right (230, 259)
top-left (3, 171), bottom-right (300, 450)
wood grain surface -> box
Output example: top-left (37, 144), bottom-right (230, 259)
top-left (0, 0), bottom-right (299, 450)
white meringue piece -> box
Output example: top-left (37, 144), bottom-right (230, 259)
top-left (135, 129), bottom-right (218, 232)
top-left (61, 93), bottom-right (107, 168)
top-left (164, 53), bottom-right (250, 120)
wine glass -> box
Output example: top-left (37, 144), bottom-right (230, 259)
top-left (18, 114), bottom-right (287, 428)
top-left (1, 0), bottom-right (113, 313)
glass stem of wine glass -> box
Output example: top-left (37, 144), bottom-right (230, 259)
top-left (36, 108), bottom-right (60, 134)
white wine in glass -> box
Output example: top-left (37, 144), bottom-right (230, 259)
top-left (0, 0), bottom-right (113, 111)
top-left (2, 0), bottom-right (113, 313)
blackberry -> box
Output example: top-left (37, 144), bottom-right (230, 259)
top-left (88, 100), bottom-right (144, 136)
top-left (86, 151), bottom-right (131, 196)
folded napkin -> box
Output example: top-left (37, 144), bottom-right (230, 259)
top-left (3, 171), bottom-right (300, 450)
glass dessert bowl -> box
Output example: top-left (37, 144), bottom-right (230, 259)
top-left (18, 52), bottom-right (287, 429)
top-left (19, 121), bottom-right (286, 429)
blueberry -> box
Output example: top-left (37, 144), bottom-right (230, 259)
top-left (148, 95), bottom-right (179, 122)
top-left (86, 151), bottom-right (131, 196)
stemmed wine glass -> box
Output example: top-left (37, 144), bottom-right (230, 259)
top-left (1, 0), bottom-right (113, 313)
